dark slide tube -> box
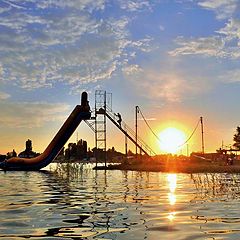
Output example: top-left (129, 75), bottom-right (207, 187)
top-left (0, 93), bottom-right (91, 171)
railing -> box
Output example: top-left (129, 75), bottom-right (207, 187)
top-left (85, 106), bottom-right (156, 156)
top-left (105, 106), bottom-right (156, 156)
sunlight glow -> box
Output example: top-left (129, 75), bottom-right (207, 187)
top-left (167, 212), bottom-right (176, 221)
top-left (168, 193), bottom-right (176, 205)
top-left (167, 174), bottom-right (177, 205)
top-left (167, 174), bottom-right (177, 193)
top-left (159, 127), bottom-right (186, 153)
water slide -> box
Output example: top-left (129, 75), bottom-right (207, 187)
top-left (0, 92), bottom-right (91, 171)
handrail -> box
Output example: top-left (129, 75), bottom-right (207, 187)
top-left (104, 106), bottom-right (156, 156)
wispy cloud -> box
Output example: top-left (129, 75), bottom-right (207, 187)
top-left (220, 69), bottom-right (240, 83)
top-left (2, 0), bottom-right (105, 11)
top-left (169, 36), bottom-right (225, 57)
top-left (169, 18), bottom-right (240, 59)
top-left (0, 91), bottom-right (10, 100)
top-left (217, 18), bottom-right (240, 43)
top-left (159, 25), bottom-right (165, 31)
top-left (118, 0), bottom-right (152, 12)
top-left (139, 117), bottom-right (157, 121)
top-left (2, 0), bottom-right (27, 10)
top-left (123, 65), bottom-right (206, 103)
top-left (198, 0), bottom-right (239, 20)
top-left (122, 64), bottom-right (143, 76)
top-left (0, 0), bottom-right (154, 91)
top-left (169, 0), bottom-right (240, 64)
top-left (0, 101), bottom-right (70, 128)
top-left (0, 5), bottom-right (11, 13)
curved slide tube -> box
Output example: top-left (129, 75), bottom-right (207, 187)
top-left (0, 92), bottom-right (91, 171)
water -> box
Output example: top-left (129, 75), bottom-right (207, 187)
top-left (1, 163), bottom-right (240, 239)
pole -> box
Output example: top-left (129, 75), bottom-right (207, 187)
top-left (104, 91), bottom-right (107, 167)
top-left (95, 91), bottom-right (97, 168)
top-left (125, 130), bottom-right (128, 157)
top-left (135, 106), bottom-right (138, 158)
top-left (200, 116), bottom-right (204, 154)
top-left (187, 144), bottom-right (189, 157)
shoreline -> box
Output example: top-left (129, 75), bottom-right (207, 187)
top-left (94, 162), bottom-right (240, 174)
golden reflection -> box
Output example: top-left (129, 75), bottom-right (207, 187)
top-left (168, 193), bottom-right (176, 205)
top-left (167, 174), bottom-right (177, 206)
top-left (167, 174), bottom-right (177, 222)
top-left (167, 212), bottom-right (176, 221)
top-left (167, 174), bottom-right (177, 193)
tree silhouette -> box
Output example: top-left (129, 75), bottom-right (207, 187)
top-left (233, 126), bottom-right (240, 150)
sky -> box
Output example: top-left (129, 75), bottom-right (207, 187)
top-left (0, 0), bottom-right (240, 155)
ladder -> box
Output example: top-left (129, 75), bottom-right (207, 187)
top-left (84, 90), bottom-right (156, 165)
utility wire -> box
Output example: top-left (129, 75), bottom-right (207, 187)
top-left (177, 118), bottom-right (201, 148)
top-left (137, 107), bottom-right (163, 143)
top-left (138, 107), bottom-right (201, 148)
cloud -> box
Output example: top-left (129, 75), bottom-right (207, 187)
top-left (1, 0), bottom-right (26, 10)
top-left (198, 0), bottom-right (239, 20)
top-left (0, 5), bottom-right (11, 14)
top-left (0, 0), bottom-right (154, 90)
top-left (122, 64), bottom-right (143, 76)
top-left (169, 1), bottom-right (240, 60)
top-left (143, 73), bottom-right (188, 103)
top-left (139, 117), bottom-right (157, 121)
top-left (36, 0), bottom-right (105, 12)
top-left (169, 37), bottom-right (224, 56)
top-left (220, 69), bottom-right (240, 83)
top-left (2, 0), bottom-right (105, 12)
top-left (169, 36), bottom-right (225, 57)
top-left (217, 18), bottom-right (240, 42)
top-left (0, 101), bottom-right (70, 128)
top-left (159, 25), bottom-right (165, 31)
top-left (123, 65), bottom-right (204, 103)
top-left (118, 0), bottom-right (152, 12)
top-left (0, 91), bottom-right (10, 100)
top-left (169, 18), bottom-right (240, 59)
top-left (0, 64), bottom-right (3, 78)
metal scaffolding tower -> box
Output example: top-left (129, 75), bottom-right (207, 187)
top-left (95, 90), bottom-right (107, 166)
top-left (84, 90), bottom-right (112, 167)
top-left (84, 90), bottom-right (155, 168)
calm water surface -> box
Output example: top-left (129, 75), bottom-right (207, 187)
top-left (1, 163), bottom-right (240, 239)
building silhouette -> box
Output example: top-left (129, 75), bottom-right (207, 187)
top-left (18, 139), bottom-right (39, 158)
top-left (64, 139), bottom-right (88, 160)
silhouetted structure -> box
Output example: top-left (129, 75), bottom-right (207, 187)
top-left (18, 139), bottom-right (39, 158)
top-left (64, 139), bottom-right (88, 161)
top-left (233, 126), bottom-right (240, 150)
top-left (6, 149), bottom-right (17, 159)
top-left (0, 154), bottom-right (6, 162)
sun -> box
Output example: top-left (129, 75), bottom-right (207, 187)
top-left (158, 127), bottom-right (186, 154)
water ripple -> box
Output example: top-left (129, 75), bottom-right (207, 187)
top-left (1, 165), bottom-right (240, 239)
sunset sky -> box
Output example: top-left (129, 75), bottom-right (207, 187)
top-left (0, 0), bottom-right (240, 155)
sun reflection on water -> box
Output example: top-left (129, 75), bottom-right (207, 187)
top-left (167, 174), bottom-right (177, 193)
top-left (3, 167), bottom-right (240, 239)
top-left (167, 174), bottom-right (177, 222)
top-left (168, 192), bottom-right (176, 205)
top-left (167, 212), bottom-right (176, 221)
top-left (167, 174), bottom-right (177, 206)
